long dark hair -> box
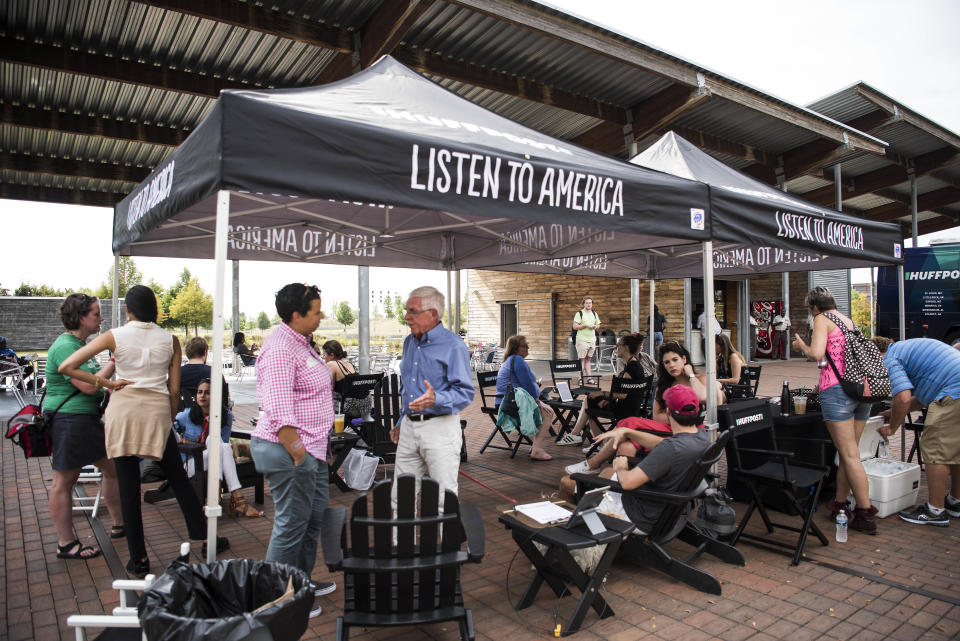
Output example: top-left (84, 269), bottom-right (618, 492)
top-left (188, 378), bottom-right (230, 425)
top-left (125, 285), bottom-right (158, 323)
top-left (655, 342), bottom-right (695, 408)
top-left (617, 333), bottom-right (642, 373)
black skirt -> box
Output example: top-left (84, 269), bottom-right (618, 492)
top-left (47, 411), bottom-right (108, 471)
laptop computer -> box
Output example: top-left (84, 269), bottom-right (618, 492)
top-left (564, 487), bottom-right (608, 534)
top-left (555, 380), bottom-right (574, 403)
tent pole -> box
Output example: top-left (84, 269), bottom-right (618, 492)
top-left (702, 242), bottom-right (717, 427)
top-left (454, 270), bottom-right (461, 335)
top-left (205, 189), bottom-right (230, 562)
top-left (232, 260), bottom-right (240, 372)
top-left (630, 279), bottom-right (640, 332)
top-left (869, 267), bottom-right (875, 337)
top-left (683, 278), bottom-right (692, 353)
top-left (359, 266), bottom-right (370, 374)
top-left (446, 270), bottom-right (452, 327)
top-left (648, 280), bottom-right (655, 361)
top-left (909, 166), bottom-right (918, 246)
top-left (111, 255), bottom-right (120, 329)
top-left (781, 272), bottom-right (790, 360)
top-left (897, 265), bottom-right (906, 341)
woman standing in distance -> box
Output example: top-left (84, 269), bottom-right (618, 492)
top-left (45, 294), bottom-right (124, 559)
top-left (792, 286), bottom-right (877, 534)
top-left (59, 285), bottom-right (227, 577)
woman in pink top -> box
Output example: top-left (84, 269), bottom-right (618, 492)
top-left (792, 286), bottom-right (877, 535)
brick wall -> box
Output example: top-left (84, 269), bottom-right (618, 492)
top-left (0, 297), bottom-right (124, 351)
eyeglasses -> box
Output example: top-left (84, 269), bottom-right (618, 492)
top-left (405, 307), bottom-right (431, 315)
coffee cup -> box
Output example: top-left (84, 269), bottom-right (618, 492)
top-left (334, 414), bottom-right (345, 433)
top-left (794, 396), bottom-right (807, 415)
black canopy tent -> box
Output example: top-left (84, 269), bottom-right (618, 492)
top-left (111, 59), bottom-right (902, 554)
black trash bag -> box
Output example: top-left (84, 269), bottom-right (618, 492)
top-left (139, 558), bottom-right (312, 641)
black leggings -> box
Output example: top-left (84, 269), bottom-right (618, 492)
top-left (113, 432), bottom-right (206, 561)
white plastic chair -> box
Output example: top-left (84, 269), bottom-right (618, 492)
top-left (0, 360), bottom-right (26, 407)
top-left (67, 574), bottom-right (155, 640)
top-left (73, 466), bottom-right (103, 518)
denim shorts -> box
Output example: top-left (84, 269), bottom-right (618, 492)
top-left (818, 384), bottom-right (872, 422)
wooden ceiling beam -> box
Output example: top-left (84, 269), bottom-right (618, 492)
top-left (359, 0), bottom-right (433, 68)
top-left (571, 121), bottom-right (625, 156)
top-left (394, 46), bottom-right (627, 123)
top-left (0, 152), bottom-right (151, 183)
top-left (135, 0), bottom-right (353, 52)
top-left (916, 215), bottom-right (960, 237)
top-left (865, 187), bottom-right (960, 223)
top-left (802, 146), bottom-right (960, 207)
top-left (0, 182), bottom-right (126, 207)
top-left (0, 40), bottom-right (244, 98)
top-left (1, 103), bottom-right (187, 147)
top-left (872, 187), bottom-right (957, 219)
top-left (664, 124), bottom-right (775, 167)
top-left (630, 85), bottom-right (710, 141)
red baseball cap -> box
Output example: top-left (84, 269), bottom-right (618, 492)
top-left (663, 385), bottom-right (700, 415)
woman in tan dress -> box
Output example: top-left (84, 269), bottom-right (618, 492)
top-left (59, 285), bottom-right (228, 577)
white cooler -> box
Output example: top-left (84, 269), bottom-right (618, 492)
top-left (846, 417), bottom-right (921, 518)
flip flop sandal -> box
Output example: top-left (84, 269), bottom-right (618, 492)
top-left (57, 539), bottom-right (102, 560)
top-left (110, 525), bottom-right (126, 539)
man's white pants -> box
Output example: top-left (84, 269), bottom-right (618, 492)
top-left (392, 413), bottom-right (461, 507)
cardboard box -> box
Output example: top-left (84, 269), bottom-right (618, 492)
top-left (849, 418), bottom-right (921, 518)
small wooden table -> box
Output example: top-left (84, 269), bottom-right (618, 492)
top-left (499, 506), bottom-right (634, 636)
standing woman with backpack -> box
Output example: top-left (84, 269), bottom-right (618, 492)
top-left (792, 286), bottom-right (877, 535)
top-left (45, 293), bottom-right (124, 560)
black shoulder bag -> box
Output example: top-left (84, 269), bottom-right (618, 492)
top-left (500, 356), bottom-right (520, 418)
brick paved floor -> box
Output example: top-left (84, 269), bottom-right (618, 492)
top-left (3, 358), bottom-right (959, 640)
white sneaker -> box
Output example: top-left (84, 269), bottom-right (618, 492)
top-left (564, 460), bottom-right (598, 475)
top-left (556, 433), bottom-right (583, 446)
top-left (309, 604), bottom-right (323, 618)
top-left (582, 442), bottom-right (597, 454)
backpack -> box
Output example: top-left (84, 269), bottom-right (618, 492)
top-left (822, 311), bottom-right (891, 401)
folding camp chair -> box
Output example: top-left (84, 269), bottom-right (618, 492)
top-left (572, 428), bottom-right (744, 594)
top-left (739, 365), bottom-right (762, 396)
top-left (335, 372), bottom-right (382, 416)
top-left (580, 375), bottom-right (654, 456)
top-left (725, 402), bottom-right (831, 565)
top-left (476, 370), bottom-right (531, 457)
top-left (549, 359), bottom-right (600, 396)
top-left (321, 476), bottom-right (485, 641)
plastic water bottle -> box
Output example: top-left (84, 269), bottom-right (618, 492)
top-left (835, 509), bottom-right (848, 543)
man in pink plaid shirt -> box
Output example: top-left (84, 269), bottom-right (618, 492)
top-left (251, 283), bottom-right (336, 617)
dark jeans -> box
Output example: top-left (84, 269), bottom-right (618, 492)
top-left (113, 431), bottom-right (205, 562)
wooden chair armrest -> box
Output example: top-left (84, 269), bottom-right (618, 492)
top-left (459, 502), bottom-right (485, 562)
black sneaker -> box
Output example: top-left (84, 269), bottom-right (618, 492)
top-left (898, 504), bottom-right (949, 526)
top-left (945, 495), bottom-right (960, 518)
top-left (310, 580), bottom-right (336, 597)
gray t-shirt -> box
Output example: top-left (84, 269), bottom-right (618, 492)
top-left (621, 429), bottom-right (711, 533)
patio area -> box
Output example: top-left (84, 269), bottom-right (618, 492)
top-left (3, 358), bottom-right (959, 641)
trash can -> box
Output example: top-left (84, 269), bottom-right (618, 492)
top-left (139, 559), bottom-right (312, 641)
top-left (568, 332), bottom-right (577, 360)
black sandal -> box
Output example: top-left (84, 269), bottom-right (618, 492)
top-left (57, 539), bottom-right (102, 560)
top-left (110, 525), bottom-right (125, 539)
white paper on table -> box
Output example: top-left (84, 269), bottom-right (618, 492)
top-left (514, 501), bottom-right (572, 525)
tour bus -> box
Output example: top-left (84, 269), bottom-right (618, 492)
top-left (876, 241), bottom-right (960, 344)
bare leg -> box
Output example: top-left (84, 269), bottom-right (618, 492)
top-left (833, 418), bottom-right (867, 503)
top-left (93, 457), bottom-right (123, 526)
top-left (925, 464), bottom-right (950, 509)
top-left (581, 353), bottom-right (592, 382)
top-left (49, 469), bottom-right (83, 546)
top-left (826, 418), bottom-right (871, 508)
top-left (530, 401), bottom-right (555, 460)
top-left (569, 398), bottom-right (590, 436)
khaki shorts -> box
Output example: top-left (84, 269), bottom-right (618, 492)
top-left (576, 340), bottom-right (596, 359)
top-left (920, 395), bottom-right (960, 465)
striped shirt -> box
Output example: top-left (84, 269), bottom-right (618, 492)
top-left (252, 322), bottom-right (334, 460)
top-left (884, 338), bottom-right (960, 407)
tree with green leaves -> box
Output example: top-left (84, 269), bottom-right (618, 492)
top-left (257, 311), bottom-right (271, 330)
top-left (168, 279), bottom-right (214, 336)
top-left (14, 283), bottom-right (70, 296)
top-left (383, 295), bottom-right (394, 318)
top-left (335, 301), bottom-right (356, 329)
top-left (94, 256), bottom-right (143, 298)
top-left (394, 294), bottom-right (407, 326)
top-left (850, 290), bottom-right (873, 338)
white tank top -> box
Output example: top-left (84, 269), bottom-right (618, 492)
top-left (112, 321), bottom-right (174, 395)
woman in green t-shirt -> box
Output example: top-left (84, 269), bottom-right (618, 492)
top-left (45, 294), bottom-right (124, 560)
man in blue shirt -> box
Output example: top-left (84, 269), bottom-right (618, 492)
top-left (879, 338), bottom-right (960, 526)
top-left (390, 286), bottom-right (474, 501)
